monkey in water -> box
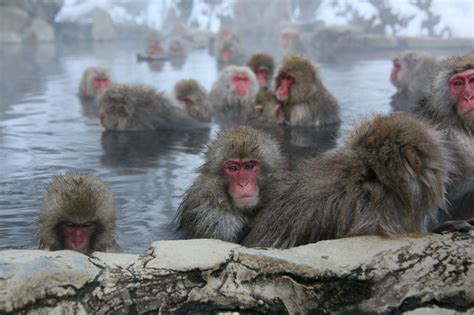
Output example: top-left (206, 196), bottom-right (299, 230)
top-left (273, 54), bottom-right (340, 127)
top-left (209, 65), bottom-right (259, 125)
top-left (78, 66), bottom-right (113, 101)
top-left (247, 90), bottom-right (286, 126)
top-left (246, 53), bottom-right (275, 91)
top-left (99, 83), bottom-right (196, 131)
top-left (390, 50), bottom-right (438, 112)
top-left (242, 113), bottom-right (451, 248)
top-left (38, 172), bottom-right (119, 254)
top-left (173, 79), bottom-right (211, 122)
top-left (175, 127), bottom-right (286, 243)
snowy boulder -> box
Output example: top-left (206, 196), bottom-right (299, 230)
top-left (0, 232), bottom-right (472, 313)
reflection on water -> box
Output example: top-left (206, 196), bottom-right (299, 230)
top-left (0, 41), bottom-right (393, 253)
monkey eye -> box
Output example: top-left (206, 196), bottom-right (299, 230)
top-left (226, 164), bottom-right (239, 172)
top-left (64, 222), bottom-right (75, 228)
top-left (82, 222), bottom-right (95, 228)
top-left (244, 163), bottom-right (255, 170)
top-left (451, 80), bottom-right (463, 87)
top-left (469, 77), bottom-right (474, 84)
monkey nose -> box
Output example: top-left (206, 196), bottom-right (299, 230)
top-left (238, 181), bottom-right (248, 187)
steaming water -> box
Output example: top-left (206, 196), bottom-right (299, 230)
top-left (0, 41), bottom-right (397, 254)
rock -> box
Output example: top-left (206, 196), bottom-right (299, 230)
top-left (0, 0), bottom-right (63, 23)
top-left (91, 9), bottom-right (117, 41)
top-left (0, 231), bottom-right (472, 313)
top-left (23, 18), bottom-right (55, 42)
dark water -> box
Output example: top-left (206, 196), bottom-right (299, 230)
top-left (0, 41), bottom-right (397, 253)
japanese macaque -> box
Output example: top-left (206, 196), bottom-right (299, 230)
top-left (209, 65), bottom-right (259, 125)
top-left (414, 52), bottom-right (474, 230)
top-left (274, 54), bottom-right (340, 127)
top-left (246, 53), bottom-right (275, 90)
top-left (242, 113), bottom-right (451, 248)
top-left (78, 66), bottom-right (112, 101)
top-left (168, 38), bottom-right (187, 58)
top-left (390, 51), bottom-right (438, 111)
top-left (175, 127), bottom-right (286, 242)
top-left (137, 31), bottom-right (168, 60)
top-left (281, 30), bottom-right (308, 56)
top-left (215, 31), bottom-right (246, 69)
top-left (173, 79), bottom-right (211, 122)
top-left (248, 91), bottom-right (285, 126)
top-left (38, 172), bottom-right (118, 254)
top-left (99, 84), bottom-right (195, 131)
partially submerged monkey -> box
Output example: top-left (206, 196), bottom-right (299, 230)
top-left (173, 79), bottom-right (211, 122)
top-left (274, 54), bottom-right (340, 127)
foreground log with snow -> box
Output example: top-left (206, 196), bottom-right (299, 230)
top-left (0, 231), bottom-right (472, 314)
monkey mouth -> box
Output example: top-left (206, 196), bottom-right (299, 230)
top-left (235, 195), bottom-right (259, 208)
top-left (459, 108), bottom-right (474, 121)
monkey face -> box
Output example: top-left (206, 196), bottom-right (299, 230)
top-left (448, 69), bottom-right (474, 121)
top-left (224, 159), bottom-right (261, 210)
top-left (276, 74), bottom-right (295, 102)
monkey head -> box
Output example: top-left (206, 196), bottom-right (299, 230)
top-left (390, 51), bottom-right (437, 90)
top-left (281, 30), bottom-right (299, 49)
top-left (203, 127), bottom-right (283, 211)
top-left (38, 173), bottom-right (117, 254)
top-left (274, 55), bottom-right (320, 105)
top-left (247, 54), bottom-right (275, 89)
top-left (220, 66), bottom-right (258, 99)
top-left (80, 66), bottom-right (112, 99)
top-left (431, 53), bottom-right (474, 129)
top-left (251, 91), bottom-right (286, 125)
top-left (174, 79), bottom-right (207, 110)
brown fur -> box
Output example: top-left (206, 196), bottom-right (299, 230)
top-left (246, 53), bottom-right (275, 90)
top-left (273, 54), bottom-right (340, 127)
top-left (38, 172), bottom-right (118, 252)
top-left (414, 52), bottom-right (474, 226)
top-left (78, 66), bottom-right (112, 100)
top-left (175, 127), bottom-right (286, 243)
top-left (242, 113), bottom-right (451, 248)
top-left (247, 91), bottom-right (285, 126)
top-left (173, 79), bottom-right (211, 122)
top-left (99, 83), bottom-right (195, 131)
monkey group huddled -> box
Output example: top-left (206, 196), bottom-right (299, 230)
top-left (31, 29), bottom-right (474, 256)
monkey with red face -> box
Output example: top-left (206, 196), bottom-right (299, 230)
top-left (38, 172), bottom-right (119, 254)
top-left (281, 30), bottom-right (308, 56)
top-left (390, 51), bottom-right (438, 112)
top-left (246, 53), bottom-right (275, 91)
top-left (414, 52), bottom-right (474, 230)
top-left (274, 54), bottom-right (340, 127)
top-left (175, 127), bottom-right (286, 243)
top-left (209, 65), bottom-right (259, 125)
top-left (78, 66), bottom-right (113, 101)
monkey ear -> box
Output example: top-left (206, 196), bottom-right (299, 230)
top-left (403, 145), bottom-right (423, 174)
top-left (255, 105), bottom-right (263, 114)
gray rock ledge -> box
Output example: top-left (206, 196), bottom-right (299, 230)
top-left (0, 232), bottom-right (473, 314)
